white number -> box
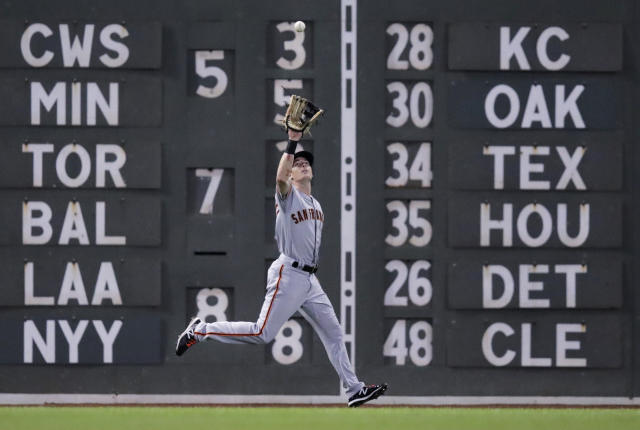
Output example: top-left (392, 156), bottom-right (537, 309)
top-left (385, 200), bottom-right (432, 247)
top-left (272, 319), bottom-right (303, 365)
top-left (385, 143), bottom-right (409, 187)
top-left (386, 142), bottom-right (432, 188)
top-left (383, 320), bottom-right (408, 365)
top-left (409, 82), bottom-right (433, 128)
top-left (384, 260), bottom-right (432, 306)
top-left (195, 168), bottom-right (224, 214)
top-left (386, 82), bottom-right (409, 127)
top-left (383, 320), bottom-right (432, 366)
top-left (384, 260), bottom-right (408, 306)
top-left (386, 23), bottom-right (409, 69)
top-left (196, 288), bottom-right (229, 322)
top-left (386, 23), bottom-right (433, 70)
top-left (409, 321), bottom-right (432, 366)
top-left (386, 82), bottom-right (433, 128)
top-left (273, 79), bottom-right (303, 125)
top-left (408, 200), bottom-right (432, 246)
top-left (408, 24), bottom-right (433, 70)
top-left (276, 22), bottom-right (306, 70)
top-left (385, 201), bottom-right (408, 247)
top-left (194, 50), bottom-right (228, 98)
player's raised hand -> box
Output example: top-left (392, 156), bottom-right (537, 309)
top-left (288, 129), bottom-right (303, 142)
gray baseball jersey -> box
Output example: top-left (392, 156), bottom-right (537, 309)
top-left (275, 185), bottom-right (324, 266)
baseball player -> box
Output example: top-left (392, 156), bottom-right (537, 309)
top-left (176, 126), bottom-right (387, 407)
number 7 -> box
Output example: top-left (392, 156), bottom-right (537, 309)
top-left (195, 168), bottom-right (224, 214)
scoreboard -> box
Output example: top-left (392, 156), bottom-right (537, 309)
top-left (0, 0), bottom-right (638, 402)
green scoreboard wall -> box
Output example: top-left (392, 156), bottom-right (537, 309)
top-left (0, 0), bottom-right (638, 401)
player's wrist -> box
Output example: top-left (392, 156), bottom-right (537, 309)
top-left (285, 139), bottom-right (298, 154)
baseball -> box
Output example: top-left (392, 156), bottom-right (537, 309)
top-left (294, 21), bottom-right (305, 32)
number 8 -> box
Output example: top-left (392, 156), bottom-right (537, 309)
top-left (272, 320), bottom-right (304, 365)
top-left (196, 288), bottom-right (229, 322)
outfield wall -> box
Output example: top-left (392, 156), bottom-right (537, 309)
top-left (0, 0), bottom-right (638, 403)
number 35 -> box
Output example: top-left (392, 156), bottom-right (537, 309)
top-left (385, 200), bottom-right (432, 247)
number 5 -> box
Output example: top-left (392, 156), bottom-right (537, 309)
top-left (195, 50), bottom-right (228, 98)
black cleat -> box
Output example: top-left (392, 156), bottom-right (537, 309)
top-left (347, 383), bottom-right (388, 407)
top-left (175, 317), bottom-right (202, 356)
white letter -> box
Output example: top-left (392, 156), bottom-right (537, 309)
top-left (517, 203), bottom-right (553, 247)
top-left (99, 24), bottom-right (130, 68)
top-left (58, 262), bottom-right (89, 305)
top-left (556, 323), bottom-right (587, 367)
top-left (20, 23), bottom-right (54, 67)
top-left (521, 85), bottom-right (552, 128)
top-left (96, 144), bottom-right (126, 187)
top-left (520, 146), bottom-right (551, 189)
top-left (31, 82), bottom-right (66, 125)
top-left (56, 144), bottom-right (91, 187)
top-left (59, 24), bottom-right (94, 67)
top-left (93, 320), bottom-right (122, 363)
top-left (519, 265), bottom-right (550, 308)
top-left (24, 261), bottom-right (54, 305)
top-left (58, 201), bottom-right (90, 245)
top-left (480, 203), bottom-right (513, 247)
top-left (24, 320), bottom-right (55, 363)
top-left (555, 85), bottom-right (585, 128)
top-left (23, 201), bottom-right (53, 244)
top-left (87, 82), bottom-right (119, 126)
top-left (482, 322), bottom-right (516, 366)
top-left (557, 203), bottom-right (589, 247)
top-left (484, 146), bottom-right (516, 189)
top-left (58, 320), bottom-right (89, 363)
top-left (71, 81), bottom-right (81, 125)
top-left (96, 202), bottom-right (126, 245)
top-left (555, 264), bottom-right (586, 308)
top-left (521, 323), bottom-right (552, 366)
top-left (483, 265), bottom-right (514, 308)
top-left (556, 146), bottom-right (586, 190)
top-left (485, 84), bottom-right (520, 128)
top-left (22, 143), bottom-right (54, 187)
top-left (537, 27), bottom-right (570, 71)
top-left (92, 262), bottom-right (122, 305)
top-left (500, 27), bottom-right (531, 70)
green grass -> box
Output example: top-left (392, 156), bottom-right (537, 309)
top-left (0, 406), bottom-right (639, 430)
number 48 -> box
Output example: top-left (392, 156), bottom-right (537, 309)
top-left (383, 320), bottom-right (432, 366)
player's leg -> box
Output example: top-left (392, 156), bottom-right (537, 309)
top-left (193, 264), bottom-right (308, 345)
top-left (299, 276), bottom-right (365, 397)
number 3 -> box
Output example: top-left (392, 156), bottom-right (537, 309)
top-left (276, 22), bottom-right (306, 70)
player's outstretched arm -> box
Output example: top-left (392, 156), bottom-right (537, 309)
top-left (276, 152), bottom-right (293, 197)
top-left (276, 130), bottom-right (302, 197)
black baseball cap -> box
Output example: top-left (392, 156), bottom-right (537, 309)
top-left (293, 150), bottom-right (314, 167)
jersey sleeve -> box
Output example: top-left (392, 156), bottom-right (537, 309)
top-left (275, 185), bottom-right (295, 213)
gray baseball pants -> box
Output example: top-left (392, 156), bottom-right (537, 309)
top-left (194, 254), bottom-right (365, 397)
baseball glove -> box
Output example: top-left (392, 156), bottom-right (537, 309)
top-left (282, 95), bottom-right (324, 135)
